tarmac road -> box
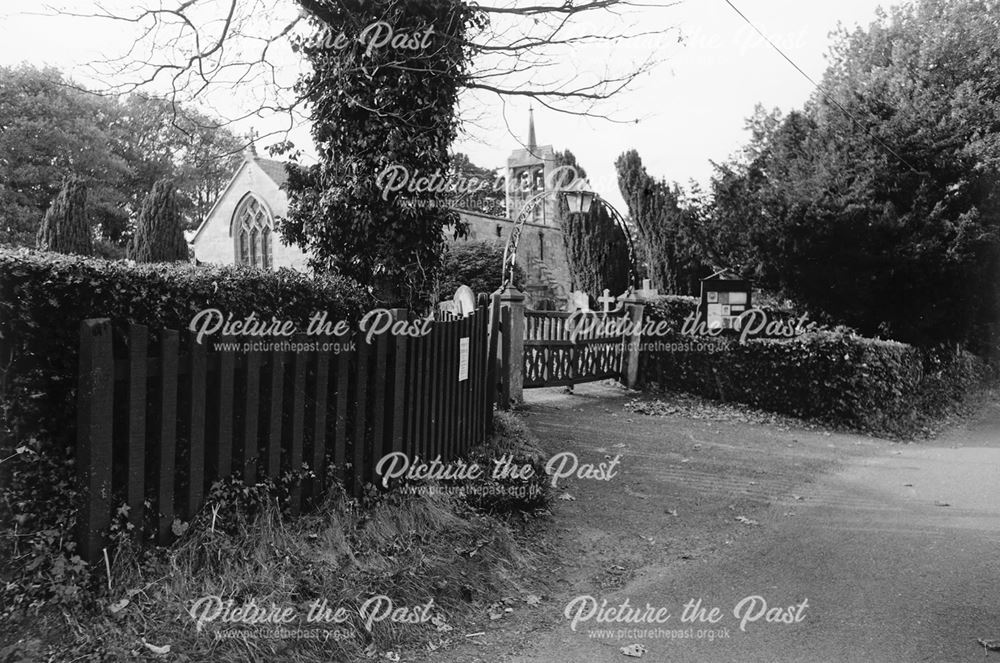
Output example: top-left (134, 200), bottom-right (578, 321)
top-left (507, 386), bottom-right (1000, 663)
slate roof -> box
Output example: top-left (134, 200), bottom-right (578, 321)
top-left (254, 157), bottom-right (289, 188)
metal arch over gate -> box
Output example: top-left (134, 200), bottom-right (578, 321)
top-left (493, 173), bottom-right (647, 404)
top-left (500, 179), bottom-right (640, 294)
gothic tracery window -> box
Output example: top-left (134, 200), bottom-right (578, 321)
top-left (234, 196), bottom-right (274, 269)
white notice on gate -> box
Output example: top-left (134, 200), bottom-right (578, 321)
top-left (458, 337), bottom-right (470, 381)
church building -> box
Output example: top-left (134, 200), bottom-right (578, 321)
top-left (190, 112), bottom-right (573, 308)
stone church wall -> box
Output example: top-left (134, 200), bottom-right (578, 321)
top-left (191, 161), bottom-right (309, 270)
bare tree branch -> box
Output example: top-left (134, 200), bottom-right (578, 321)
top-left (31, 0), bottom-right (678, 150)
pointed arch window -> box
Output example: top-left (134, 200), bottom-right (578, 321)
top-left (233, 195), bottom-right (274, 269)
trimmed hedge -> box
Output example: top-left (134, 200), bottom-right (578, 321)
top-left (0, 247), bottom-right (371, 598)
top-left (638, 301), bottom-right (989, 437)
top-left (0, 247), bottom-right (371, 450)
top-left (645, 294), bottom-right (822, 339)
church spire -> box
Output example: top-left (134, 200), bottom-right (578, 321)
top-left (527, 106), bottom-right (537, 150)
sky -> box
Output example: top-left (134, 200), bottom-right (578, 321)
top-left (0, 0), bottom-right (889, 215)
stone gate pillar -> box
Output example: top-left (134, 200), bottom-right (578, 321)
top-left (498, 285), bottom-right (525, 408)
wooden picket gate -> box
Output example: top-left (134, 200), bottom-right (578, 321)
top-left (75, 305), bottom-right (496, 561)
top-left (495, 286), bottom-right (645, 405)
top-left (522, 309), bottom-right (633, 388)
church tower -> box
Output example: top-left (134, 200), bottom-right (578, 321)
top-left (503, 109), bottom-right (571, 310)
top-left (506, 107), bottom-right (558, 225)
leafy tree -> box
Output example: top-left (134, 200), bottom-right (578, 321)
top-left (616, 150), bottom-right (711, 295)
top-left (35, 177), bottom-right (93, 256)
top-left (0, 65), bottom-right (129, 247)
top-left (127, 180), bottom-right (189, 263)
top-left (449, 152), bottom-right (504, 216)
top-left (0, 65), bottom-right (243, 249)
top-left (551, 151), bottom-right (631, 296)
top-left (706, 0), bottom-right (1000, 349)
top-left (112, 94), bottom-right (244, 230)
top-left (433, 241), bottom-right (526, 301)
top-left (281, 0), bottom-right (483, 305)
top-left (451, 153), bottom-right (497, 182)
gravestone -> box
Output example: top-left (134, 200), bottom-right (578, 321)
top-left (568, 290), bottom-right (590, 313)
top-left (635, 278), bottom-right (659, 300)
top-left (453, 285), bottom-right (477, 317)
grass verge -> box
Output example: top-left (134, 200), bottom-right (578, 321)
top-left (1, 412), bottom-right (553, 662)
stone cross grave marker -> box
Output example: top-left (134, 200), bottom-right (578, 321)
top-left (636, 278), bottom-right (659, 299)
top-left (597, 289), bottom-right (617, 313)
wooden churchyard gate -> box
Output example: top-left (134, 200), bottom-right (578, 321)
top-left (495, 286), bottom-right (649, 406)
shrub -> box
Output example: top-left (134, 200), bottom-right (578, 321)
top-left (637, 318), bottom-right (989, 437)
top-left (35, 177), bottom-right (92, 256)
top-left (5, 472), bottom-right (538, 661)
top-left (432, 241), bottom-right (526, 302)
top-left (127, 179), bottom-right (188, 263)
top-left (458, 411), bottom-right (552, 514)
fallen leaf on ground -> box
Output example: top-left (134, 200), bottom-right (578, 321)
top-left (384, 653), bottom-right (400, 662)
top-left (558, 492), bottom-right (576, 501)
top-left (620, 643), bottom-right (648, 658)
top-left (431, 615), bottom-right (453, 632)
top-left (108, 598), bottom-right (129, 614)
top-left (665, 508), bottom-right (678, 516)
top-left (735, 516), bottom-right (758, 526)
top-left (525, 594), bottom-right (542, 606)
top-left (142, 642), bottom-right (170, 655)
top-left (624, 395), bottom-right (825, 431)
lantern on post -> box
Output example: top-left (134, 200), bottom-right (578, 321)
top-left (562, 178), bottom-right (596, 216)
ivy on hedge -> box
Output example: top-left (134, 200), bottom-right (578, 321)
top-left (0, 247), bottom-right (371, 450)
top-left (637, 300), bottom-right (989, 437)
top-left (0, 247), bottom-right (371, 603)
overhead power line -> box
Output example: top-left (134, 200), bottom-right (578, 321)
top-left (720, 0), bottom-right (925, 175)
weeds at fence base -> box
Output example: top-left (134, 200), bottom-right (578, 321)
top-left (458, 411), bottom-right (554, 515)
top-left (0, 412), bottom-right (550, 662)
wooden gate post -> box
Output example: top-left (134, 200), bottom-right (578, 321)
top-left (77, 319), bottom-right (114, 563)
top-left (498, 285), bottom-right (525, 409)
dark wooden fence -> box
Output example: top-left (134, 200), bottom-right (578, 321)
top-left (75, 304), bottom-right (496, 561)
